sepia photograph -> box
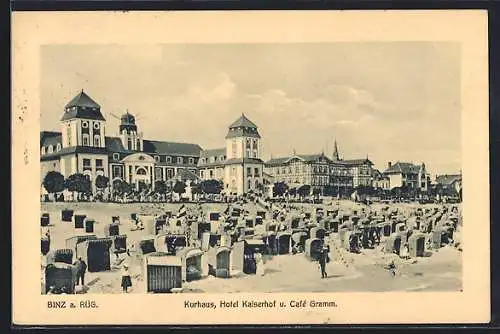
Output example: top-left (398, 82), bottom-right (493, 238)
top-left (12, 10), bottom-right (490, 325)
top-left (38, 42), bottom-right (463, 295)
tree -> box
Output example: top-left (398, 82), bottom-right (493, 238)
top-left (272, 181), bottom-right (288, 197)
top-left (200, 179), bottom-right (223, 194)
top-left (312, 187), bottom-right (322, 197)
top-left (297, 184), bottom-right (311, 198)
top-left (42, 171), bottom-right (65, 200)
top-left (173, 180), bottom-right (186, 195)
top-left (95, 175), bottom-right (109, 193)
top-left (65, 173), bottom-right (92, 201)
top-left (289, 187), bottom-right (297, 197)
top-left (154, 180), bottom-right (168, 194)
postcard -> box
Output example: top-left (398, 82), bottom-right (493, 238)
top-left (12, 10), bottom-right (490, 325)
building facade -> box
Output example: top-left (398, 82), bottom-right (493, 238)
top-left (198, 114), bottom-right (265, 195)
top-left (40, 90), bottom-right (202, 194)
top-left (263, 139), bottom-right (374, 195)
top-left (383, 161), bottom-right (430, 191)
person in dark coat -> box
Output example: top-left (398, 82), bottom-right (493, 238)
top-left (318, 247), bottom-right (329, 278)
top-left (73, 257), bottom-right (87, 286)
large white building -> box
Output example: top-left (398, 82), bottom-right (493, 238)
top-left (40, 90), bottom-right (263, 196)
top-left (197, 114), bottom-right (264, 195)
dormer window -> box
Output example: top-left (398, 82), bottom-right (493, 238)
top-left (82, 134), bottom-right (90, 146)
top-left (41, 147), bottom-right (46, 155)
top-left (154, 155), bottom-right (160, 162)
top-left (56, 143), bottom-right (61, 152)
top-left (82, 121), bottom-right (89, 128)
top-left (200, 158), bottom-right (206, 164)
top-left (47, 145), bottom-right (53, 154)
top-left (166, 156), bottom-right (172, 163)
top-left (94, 135), bottom-right (101, 147)
top-left (177, 157), bottom-right (183, 164)
top-left (220, 155), bottom-right (225, 161)
top-left (189, 158), bottom-right (194, 164)
top-left (93, 122), bottom-right (100, 129)
top-left (113, 153), bottom-right (120, 161)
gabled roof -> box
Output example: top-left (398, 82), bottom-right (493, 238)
top-left (142, 140), bottom-right (203, 157)
top-left (224, 157), bottom-right (264, 165)
top-left (61, 91), bottom-right (105, 121)
top-left (40, 131), bottom-right (62, 148)
top-left (229, 114), bottom-right (258, 129)
top-left (340, 158), bottom-right (374, 166)
top-left (105, 136), bottom-right (132, 153)
top-left (384, 162), bottom-right (422, 174)
top-left (200, 148), bottom-right (226, 159)
top-left (40, 146), bottom-right (109, 161)
top-left (265, 153), bottom-right (332, 166)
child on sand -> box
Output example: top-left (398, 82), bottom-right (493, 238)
top-left (121, 264), bottom-right (132, 293)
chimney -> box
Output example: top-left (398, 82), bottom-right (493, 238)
top-left (388, 162), bottom-right (392, 169)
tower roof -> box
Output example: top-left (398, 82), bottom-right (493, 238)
top-left (225, 114), bottom-right (261, 139)
top-left (61, 90), bottom-right (105, 121)
top-left (228, 114), bottom-right (258, 129)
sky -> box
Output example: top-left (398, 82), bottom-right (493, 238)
top-left (40, 42), bottom-right (461, 175)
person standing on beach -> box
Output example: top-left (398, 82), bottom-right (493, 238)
top-left (74, 257), bottom-right (87, 286)
top-left (318, 247), bottom-right (329, 278)
top-left (121, 264), bottom-right (132, 293)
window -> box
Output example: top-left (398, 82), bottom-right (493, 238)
top-left (41, 147), bottom-right (46, 155)
top-left (84, 174), bottom-right (91, 181)
top-left (113, 166), bottom-right (122, 178)
top-left (220, 155), bottom-right (225, 161)
top-left (67, 125), bottom-right (72, 147)
top-left (136, 167), bottom-right (147, 175)
top-left (155, 168), bottom-right (162, 179)
top-left (200, 170), bottom-right (204, 178)
top-left (246, 149), bottom-right (250, 157)
top-left (254, 168), bottom-right (260, 177)
top-left (232, 140), bottom-right (237, 157)
top-left (247, 167), bottom-right (252, 176)
top-left (56, 143), bottom-right (61, 152)
top-left (82, 134), bottom-right (89, 146)
top-left (246, 139), bottom-right (251, 149)
top-left (200, 158), bottom-right (205, 164)
top-left (177, 157), bottom-right (183, 164)
top-left (94, 135), bottom-right (100, 147)
top-left (189, 158), bottom-right (194, 164)
top-left (136, 140), bottom-right (141, 150)
top-left (47, 145), bottom-right (53, 154)
top-left (209, 170), bottom-right (214, 178)
top-left (113, 153), bottom-right (120, 161)
top-left (248, 179), bottom-right (252, 190)
top-left (421, 182), bottom-right (426, 188)
top-left (253, 139), bottom-right (258, 150)
top-left (231, 167), bottom-right (236, 176)
top-left (83, 159), bottom-right (91, 167)
top-left (82, 121), bottom-right (89, 128)
top-left (154, 155), bottom-right (160, 162)
top-left (96, 159), bottom-right (103, 168)
top-left (93, 122), bottom-right (100, 129)
top-left (166, 156), bottom-right (172, 163)
top-left (167, 169), bottom-right (173, 179)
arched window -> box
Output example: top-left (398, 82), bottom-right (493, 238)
top-left (56, 143), bottom-right (61, 152)
top-left (246, 139), bottom-right (251, 149)
top-left (41, 147), bottom-right (46, 155)
top-left (47, 145), bottom-right (53, 154)
top-left (232, 140), bottom-right (237, 157)
top-left (67, 125), bottom-right (72, 147)
top-left (136, 140), bottom-right (141, 150)
top-left (94, 135), bottom-right (100, 147)
top-left (127, 138), bottom-right (132, 150)
top-left (247, 179), bottom-right (252, 190)
top-left (253, 139), bottom-right (258, 150)
top-left (82, 134), bottom-right (89, 146)
top-left (136, 167), bottom-right (147, 175)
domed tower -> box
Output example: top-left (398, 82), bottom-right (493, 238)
top-left (119, 110), bottom-right (143, 151)
top-left (60, 89), bottom-right (106, 148)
